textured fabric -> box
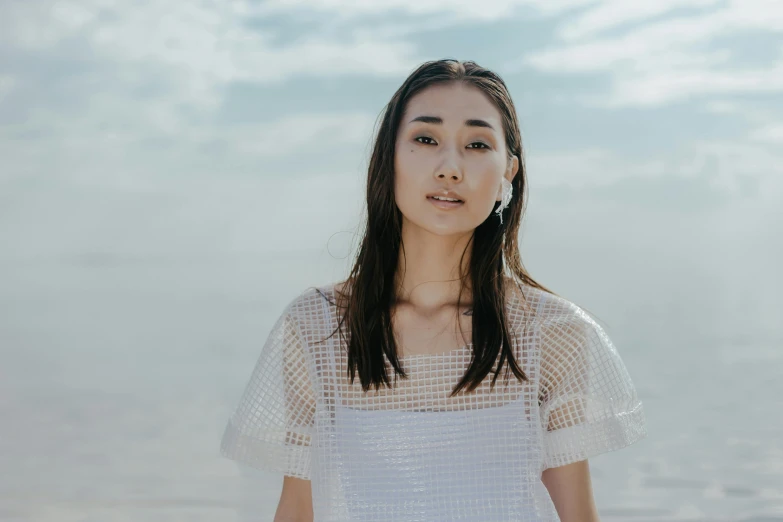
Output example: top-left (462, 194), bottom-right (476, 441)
top-left (220, 278), bottom-right (647, 521)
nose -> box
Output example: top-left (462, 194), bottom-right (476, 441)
top-left (434, 148), bottom-right (462, 182)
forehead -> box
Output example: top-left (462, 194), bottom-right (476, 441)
top-left (402, 82), bottom-right (503, 127)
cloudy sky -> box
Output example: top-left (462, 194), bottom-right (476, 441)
top-left (1, 0), bottom-right (781, 270)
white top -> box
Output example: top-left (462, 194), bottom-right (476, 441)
top-left (220, 279), bottom-right (647, 521)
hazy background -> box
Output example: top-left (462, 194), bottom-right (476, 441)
top-left (1, 1), bottom-right (782, 521)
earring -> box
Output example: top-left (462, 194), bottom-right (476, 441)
top-left (495, 178), bottom-right (513, 225)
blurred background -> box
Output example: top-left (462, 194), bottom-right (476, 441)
top-left (1, 1), bottom-right (782, 521)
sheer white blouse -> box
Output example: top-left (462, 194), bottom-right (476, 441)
top-left (220, 279), bottom-right (647, 521)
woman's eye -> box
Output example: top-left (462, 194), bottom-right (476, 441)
top-left (414, 137), bottom-right (489, 149)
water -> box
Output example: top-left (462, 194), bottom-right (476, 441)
top-left (1, 242), bottom-right (781, 521)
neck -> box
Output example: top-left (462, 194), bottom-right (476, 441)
top-left (393, 219), bottom-right (473, 312)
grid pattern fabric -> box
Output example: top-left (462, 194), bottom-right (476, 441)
top-left (220, 278), bottom-right (647, 521)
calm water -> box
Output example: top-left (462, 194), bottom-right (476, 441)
top-left (1, 247), bottom-right (781, 522)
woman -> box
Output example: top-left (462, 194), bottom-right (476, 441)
top-left (220, 59), bottom-right (647, 521)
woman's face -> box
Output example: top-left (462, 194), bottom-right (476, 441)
top-left (394, 82), bottom-right (519, 236)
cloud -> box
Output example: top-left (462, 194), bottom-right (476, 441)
top-left (0, 1), bottom-right (389, 188)
top-left (527, 137), bottom-right (782, 208)
top-left (749, 123), bottom-right (783, 144)
top-left (701, 100), bottom-right (780, 125)
top-left (556, 0), bottom-right (724, 41)
top-left (257, 0), bottom-right (597, 21)
top-left (1, 0), bottom-right (420, 119)
top-left (0, 109), bottom-right (377, 193)
top-left (1, 0), bottom-right (781, 206)
top-left (514, 0), bottom-right (783, 108)
top-left (226, 112), bottom-right (378, 157)
top-left (0, 75), bottom-right (16, 102)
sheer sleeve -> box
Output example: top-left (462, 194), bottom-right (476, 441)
top-left (220, 298), bottom-right (317, 479)
top-left (537, 298), bottom-right (647, 470)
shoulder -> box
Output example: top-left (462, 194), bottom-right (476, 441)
top-left (533, 292), bottom-right (618, 385)
top-left (279, 281), bottom-right (344, 324)
top-left (503, 277), bottom-right (584, 325)
top-left (509, 282), bottom-right (607, 360)
top-left (263, 283), bottom-right (340, 359)
top-left (281, 282), bottom-right (334, 308)
top-left (524, 284), bottom-right (597, 333)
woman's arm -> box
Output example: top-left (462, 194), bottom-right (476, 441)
top-left (274, 476), bottom-right (314, 522)
top-left (541, 459), bottom-right (600, 522)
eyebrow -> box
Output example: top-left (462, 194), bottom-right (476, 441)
top-left (409, 115), bottom-right (496, 131)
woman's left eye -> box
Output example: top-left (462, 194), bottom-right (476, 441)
top-left (468, 142), bottom-right (490, 150)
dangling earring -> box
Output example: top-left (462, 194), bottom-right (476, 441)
top-left (495, 178), bottom-right (513, 225)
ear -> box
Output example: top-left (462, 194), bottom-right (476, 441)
top-left (496, 156), bottom-right (520, 202)
top-left (506, 155), bottom-right (520, 182)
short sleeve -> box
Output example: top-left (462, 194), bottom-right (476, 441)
top-left (538, 301), bottom-right (647, 470)
top-left (220, 300), bottom-right (317, 480)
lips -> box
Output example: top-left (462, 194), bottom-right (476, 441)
top-left (425, 190), bottom-right (464, 202)
top-left (427, 196), bottom-right (464, 209)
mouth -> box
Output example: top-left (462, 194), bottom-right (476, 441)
top-left (427, 195), bottom-right (464, 209)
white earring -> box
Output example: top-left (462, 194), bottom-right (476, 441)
top-left (495, 178), bottom-right (513, 225)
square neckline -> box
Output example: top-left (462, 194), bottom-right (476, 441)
top-left (316, 278), bottom-right (525, 360)
top-left (317, 283), bottom-right (476, 360)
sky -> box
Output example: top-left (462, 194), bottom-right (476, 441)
top-left (1, 0), bottom-right (781, 268)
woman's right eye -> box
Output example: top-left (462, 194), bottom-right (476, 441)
top-left (415, 136), bottom-right (436, 145)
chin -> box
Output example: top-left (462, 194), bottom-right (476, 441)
top-left (407, 215), bottom-right (476, 237)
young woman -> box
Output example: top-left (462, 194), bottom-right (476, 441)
top-left (221, 59), bottom-right (647, 521)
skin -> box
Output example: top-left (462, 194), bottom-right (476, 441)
top-left (275, 476), bottom-right (312, 522)
top-left (542, 460), bottom-right (601, 521)
top-left (275, 82), bottom-right (600, 521)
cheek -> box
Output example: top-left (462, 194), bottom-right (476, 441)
top-left (470, 160), bottom-right (504, 195)
top-left (394, 150), bottom-right (422, 197)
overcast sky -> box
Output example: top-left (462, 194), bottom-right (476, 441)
top-left (0, 0), bottom-right (780, 283)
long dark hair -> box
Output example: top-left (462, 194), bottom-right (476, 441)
top-left (328, 59), bottom-right (562, 397)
